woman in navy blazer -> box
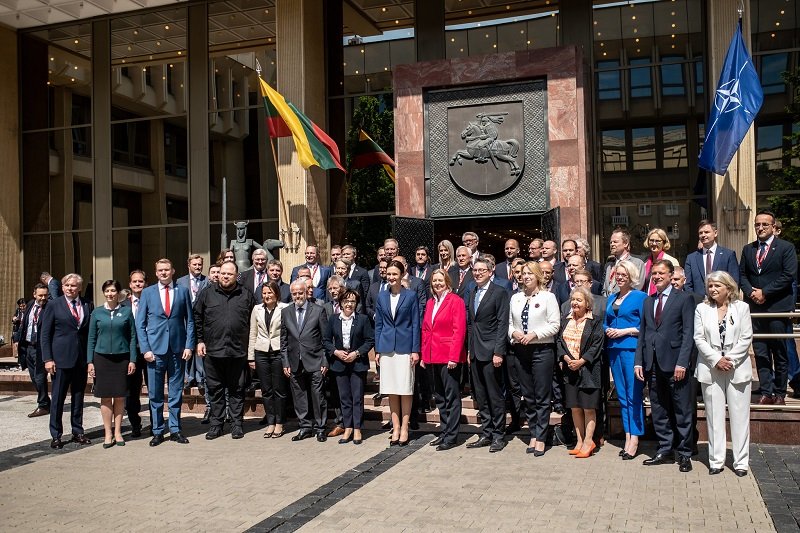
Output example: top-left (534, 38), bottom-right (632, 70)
top-left (374, 260), bottom-right (421, 446)
top-left (421, 269), bottom-right (466, 451)
top-left (604, 260), bottom-right (648, 459)
top-left (323, 289), bottom-right (374, 444)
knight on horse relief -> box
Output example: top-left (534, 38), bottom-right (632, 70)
top-left (450, 112), bottom-right (521, 177)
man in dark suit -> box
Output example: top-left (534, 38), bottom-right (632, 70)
top-left (449, 246), bottom-right (474, 298)
top-left (40, 271), bottom-right (62, 300)
top-left (684, 220), bottom-right (739, 297)
top-left (410, 246), bottom-right (434, 283)
top-left (266, 259), bottom-right (292, 303)
top-left (40, 274), bottom-right (93, 448)
top-left (372, 238), bottom-right (398, 283)
top-left (740, 210), bottom-right (798, 405)
top-left (576, 238), bottom-right (603, 282)
top-left (366, 246), bottom-right (385, 283)
top-left (528, 238), bottom-right (543, 261)
top-left (495, 239), bottom-right (520, 282)
top-left (282, 280), bottom-right (330, 442)
top-left (635, 260), bottom-right (696, 472)
top-left (555, 255), bottom-right (603, 304)
top-left (135, 258), bottom-right (195, 447)
top-left (177, 254), bottom-right (208, 390)
top-left (460, 254), bottom-right (514, 299)
top-left (290, 245), bottom-right (332, 300)
top-left (17, 283), bottom-right (51, 418)
top-left (465, 258), bottom-right (511, 453)
top-left (553, 239), bottom-right (578, 284)
top-left (122, 269), bottom-right (149, 436)
top-left (366, 260), bottom-right (388, 321)
top-left (239, 248), bottom-right (269, 296)
top-left (341, 245), bottom-right (371, 299)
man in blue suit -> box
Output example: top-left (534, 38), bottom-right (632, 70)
top-left (40, 273), bottom-right (93, 449)
top-left (40, 271), bottom-right (62, 300)
top-left (290, 245), bottom-right (331, 300)
top-left (136, 258), bottom-right (195, 446)
top-left (684, 220), bottom-right (739, 297)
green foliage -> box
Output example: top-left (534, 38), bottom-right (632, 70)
top-left (343, 94), bottom-right (396, 255)
top-left (765, 70), bottom-right (800, 249)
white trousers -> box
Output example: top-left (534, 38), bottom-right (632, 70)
top-left (701, 377), bottom-right (751, 470)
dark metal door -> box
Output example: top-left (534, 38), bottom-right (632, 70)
top-left (391, 216), bottom-right (435, 260)
top-left (541, 207), bottom-right (560, 247)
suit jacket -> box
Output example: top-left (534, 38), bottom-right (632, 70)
top-left (280, 302), bottom-right (329, 372)
top-left (323, 312), bottom-right (374, 373)
top-left (277, 280), bottom-right (292, 303)
top-left (635, 289), bottom-right (696, 373)
top-left (421, 292), bottom-right (467, 365)
top-left (604, 290), bottom-right (648, 351)
top-left (86, 305), bottom-right (137, 363)
top-left (409, 263), bottom-right (434, 283)
top-left (552, 261), bottom-right (568, 284)
top-left (374, 288), bottom-right (421, 354)
top-left (461, 277), bottom-right (514, 303)
top-left (554, 280), bottom-right (603, 307)
top-left (248, 302), bottom-right (289, 359)
top-left (739, 237), bottom-right (798, 312)
top-left (365, 280), bottom-right (384, 321)
top-left (467, 282), bottom-right (510, 362)
top-left (238, 268), bottom-right (269, 297)
top-left (176, 273), bottom-right (209, 304)
top-left (561, 295), bottom-right (607, 322)
top-left (289, 264), bottom-right (332, 300)
top-left (17, 300), bottom-right (45, 348)
top-left (47, 278), bottom-right (63, 300)
top-left (348, 265), bottom-right (372, 301)
top-left (448, 265), bottom-right (473, 297)
top-left (683, 245), bottom-right (738, 296)
top-left (556, 313), bottom-right (605, 390)
top-left (39, 296), bottom-right (93, 368)
top-left (693, 300), bottom-right (753, 385)
top-left (586, 260), bottom-right (603, 283)
top-left (603, 255), bottom-right (646, 296)
top-left (405, 276), bottom-right (428, 323)
top-left (135, 283), bottom-right (195, 355)
top-left (494, 260), bottom-right (518, 283)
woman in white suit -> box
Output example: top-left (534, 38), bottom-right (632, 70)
top-left (693, 271), bottom-right (753, 477)
top-left (248, 281), bottom-right (290, 438)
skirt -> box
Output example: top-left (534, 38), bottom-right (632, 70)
top-left (93, 353), bottom-right (130, 398)
top-left (564, 382), bottom-right (601, 410)
top-left (378, 352), bottom-right (415, 395)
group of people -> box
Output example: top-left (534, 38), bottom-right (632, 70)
top-left (11, 210), bottom-right (797, 477)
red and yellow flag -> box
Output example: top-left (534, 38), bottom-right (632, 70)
top-left (350, 129), bottom-right (395, 182)
top-left (259, 77), bottom-right (344, 172)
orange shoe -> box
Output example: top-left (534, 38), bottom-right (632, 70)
top-left (575, 441), bottom-right (596, 458)
top-left (568, 446), bottom-right (582, 455)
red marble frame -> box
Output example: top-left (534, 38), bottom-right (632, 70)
top-left (393, 45), bottom-right (590, 238)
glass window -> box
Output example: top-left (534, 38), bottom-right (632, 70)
top-left (756, 124), bottom-right (785, 171)
top-left (597, 60), bottom-right (621, 100)
top-left (112, 227), bottom-right (189, 281)
top-left (663, 125), bottom-right (688, 168)
top-left (660, 56), bottom-right (685, 96)
top-left (601, 129), bottom-right (627, 172)
top-left (759, 53), bottom-right (789, 95)
top-left (629, 57), bottom-right (652, 98)
top-left (631, 127), bottom-right (657, 170)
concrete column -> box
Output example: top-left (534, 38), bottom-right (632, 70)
top-left (0, 26), bottom-right (21, 342)
top-left (707, 0), bottom-right (757, 251)
top-left (276, 0), bottom-right (329, 267)
top-left (92, 20), bottom-right (113, 302)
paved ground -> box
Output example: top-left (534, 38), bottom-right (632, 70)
top-left (0, 394), bottom-right (793, 532)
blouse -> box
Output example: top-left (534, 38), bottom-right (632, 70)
top-left (562, 312), bottom-right (593, 360)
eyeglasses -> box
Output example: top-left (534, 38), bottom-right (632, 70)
top-left (573, 279), bottom-right (589, 285)
top-left (472, 268), bottom-right (489, 274)
top-left (648, 239), bottom-right (663, 244)
top-left (343, 299), bottom-right (357, 305)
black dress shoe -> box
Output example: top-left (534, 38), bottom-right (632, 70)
top-left (709, 467), bottom-right (724, 475)
top-left (291, 430), bottom-right (313, 441)
top-left (466, 437), bottom-right (492, 449)
top-left (734, 469), bottom-right (748, 477)
top-left (71, 434), bottom-right (91, 445)
top-left (504, 424), bottom-right (522, 435)
top-left (231, 426), bottom-right (244, 439)
top-left (436, 442), bottom-right (457, 451)
top-left (429, 437), bottom-right (444, 447)
top-left (489, 440), bottom-right (506, 453)
top-left (316, 432), bottom-right (327, 442)
top-left (50, 438), bottom-right (65, 449)
top-left (643, 453), bottom-right (675, 466)
top-left (201, 408), bottom-right (211, 425)
top-left (205, 426), bottom-right (223, 440)
top-left (170, 432), bottom-right (189, 444)
top-left (130, 425), bottom-right (142, 438)
top-left (678, 456), bottom-right (692, 472)
top-left (149, 434), bottom-right (164, 447)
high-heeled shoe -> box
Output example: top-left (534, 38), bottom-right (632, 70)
top-left (621, 450), bottom-right (637, 460)
top-left (389, 439), bottom-right (399, 446)
top-left (569, 446), bottom-right (582, 456)
top-left (398, 439), bottom-right (409, 447)
top-left (575, 442), bottom-right (597, 458)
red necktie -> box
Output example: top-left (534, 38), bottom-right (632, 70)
top-left (164, 285), bottom-right (171, 317)
top-left (459, 270), bottom-right (466, 285)
top-left (70, 300), bottom-right (80, 324)
top-left (655, 293), bottom-right (664, 326)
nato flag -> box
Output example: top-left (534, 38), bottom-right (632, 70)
top-left (698, 21), bottom-right (763, 176)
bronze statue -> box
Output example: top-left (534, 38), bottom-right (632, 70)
top-left (229, 221), bottom-right (284, 271)
top-left (449, 112), bottom-right (521, 176)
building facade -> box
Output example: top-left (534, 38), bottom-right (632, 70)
top-left (0, 0), bottom-right (796, 341)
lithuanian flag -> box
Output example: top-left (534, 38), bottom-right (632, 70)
top-left (259, 77), bottom-right (344, 172)
top-left (351, 129), bottom-right (396, 182)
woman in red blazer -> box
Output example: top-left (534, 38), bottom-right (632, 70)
top-left (421, 269), bottom-right (467, 451)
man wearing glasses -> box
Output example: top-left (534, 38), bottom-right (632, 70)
top-left (739, 210), bottom-right (798, 405)
top-left (462, 232), bottom-right (480, 265)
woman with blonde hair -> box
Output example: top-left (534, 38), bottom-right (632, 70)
top-left (436, 240), bottom-right (456, 271)
top-left (694, 271), bottom-right (753, 476)
top-left (642, 228), bottom-right (679, 295)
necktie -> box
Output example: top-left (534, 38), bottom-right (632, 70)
top-left (521, 300), bottom-right (529, 334)
top-left (30, 306), bottom-right (40, 342)
top-left (191, 277), bottom-right (199, 298)
top-left (380, 281), bottom-right (387, 292)
top-left (655, 292), bottom-right (664, 326)
top-left (297, 306), bottom-right (305, 329)
top-left (705, 249), bottom-right (713, 276)
top-left (334, 302), bottom-right (340, 314)
top-left (256, 271), bottom-right (264, 287)
top-left (164, 285), bottom-right (171, 317)
top-left (459, 270), bottom-right (466, 285)
top-left (473, 287), bottom-right (484, 313)
top-left (757, 241), bottom-right (767, 268)
top-left (132, 297), bottom-right (139, 318)
top-left (70, 300), bottom-right (80, 324)
top-left (507, 263), bottom-right (513, 280)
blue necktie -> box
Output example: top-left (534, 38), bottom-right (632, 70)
top-left (297, 306), bottom-right (305, 329)
top-left (474, 287), bottom-right (484, 314)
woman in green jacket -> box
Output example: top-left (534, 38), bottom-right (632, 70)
top-left (87, 280), bottom-right (137, 448)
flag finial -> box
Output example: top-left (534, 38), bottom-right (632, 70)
top-left (737, 0), bottom-right (743, 19)
top-left (255, 59), bottom-right (262, 77)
